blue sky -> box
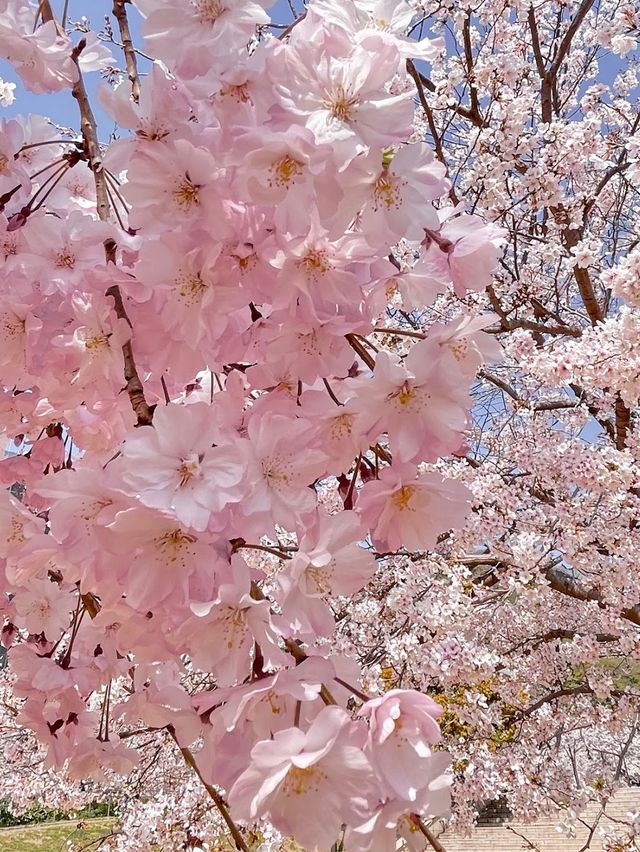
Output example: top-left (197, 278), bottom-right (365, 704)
top-left (2, 0), bottom-right (632, 140)
top-left (0, 0), bottom-right (304, 135)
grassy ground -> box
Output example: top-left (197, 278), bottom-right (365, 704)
top-left (0, 818), bottom-right (117, 851)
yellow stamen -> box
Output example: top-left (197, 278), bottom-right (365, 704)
top-left (268, 155), bottom-right (304, 188)
top-left (85, 334), bottom-right (110, 351)
top-left (196, 0), bottom-right (226, 24)
top-left (173, 174), bottom-right (200, 210)
top-left (392, 485), bottom-right (416, 511)
top-left (328, 84), bottom-right (359, 122)
top-left (55, 249), bottom-right (76, 268)
top-left (177, 459), bottom-right (199, 487)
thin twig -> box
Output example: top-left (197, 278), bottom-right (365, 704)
top-left (277, 11), bottom-right (306, 39)
top-left (69, 36), bottom-right (153, 426)
top-left (346, 333), bottom-right (376, 370)
top-left (168, 729), bottom-right (250, 852)
top-left (112, 0), bottom-right (141, 103)
top-left (412, 816), bottom-right (449, 852)
top-left (406, 60), bottom-right (459, 205)
top-left (505, 824), bottom-right (541, 851)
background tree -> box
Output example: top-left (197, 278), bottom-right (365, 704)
top-left (352, 0), bottom-right (640, 844)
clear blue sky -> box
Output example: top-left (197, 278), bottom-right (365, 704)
top-left (0, 0), bottom-right (303, 136)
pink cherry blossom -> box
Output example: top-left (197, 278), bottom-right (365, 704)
top-left (228, 706), bottom-right (375, 849)
top-left (0, 3), bottom-right (77, 93)
top-left (136, 0), bottom-right (271, 80)
top-left (270, 34), bottom-right (414, 155)
top-left (179, 557), bottom-right (287, 684)
top-left (238, 412), bottom-right (327, 530)
top-left (277, 510), bottom-right (377, 636)
top-left (0, 0), bottom-right (555, 845)
top-left (359, 689), bottom-right (445, 801)
top-left (357, 463), bottom-right (471, 552)
top-left (117, 403), bottom-right (245, 530)
top-left (423, 212), bottom-right (506, 297)
top-left (347, 348), bottom-right (470, 462)
top-left (13, 577), bottom-right (71, 639)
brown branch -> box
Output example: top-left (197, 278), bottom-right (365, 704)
top-left (527, 6), bottom-right (547, 79)
top-left (505, 824), bottom-right (541, 850)
top-left (548, 0), bottom-right (595, 79)
top-left (462, 13), bottom-right (481, 119)
top-left (531, 628), bottom-right (618, 646)
top-left (277, 11), bottom-right (306, 40)
top-left (464, 550), bottom-right (640, 629)
top-left (70, 43), bottom-right (110, 222)
top-left (70, 41), bottom-right (153, 426)
top-left (106, 285), bottom-right (154, 426)
top-left (346, 332), bottom-right (376, 371)
top-left (576, 810), bottom-right (603, 852)
top-left (235, 542), bottom-right (293, 560)
top-left (544, 205), bottom-right (604, 326)
top-left (374, 326), bottom-right (426, 340)
top-left (545, 565), bottom-right (640, 627)
top-left (614, 394), bottom-right (630, 450)
top-left (464, 547), bottom-right (640, 629)
top-left (568, 383), bottom-right (615, 440)
top-left (534, 0), bottom-right (595, 123)
top-left (479, 370), bottom-right (521, 403)
top-left (168, 729), bottom-right (250, 852)
top-left (112, 0), bottom-right (141, 103)
top-left (479, 370), bottom-right (582, 412)
top-left (520, 686), bottom-right (594, 717)
top-left (406, 60), bottom-right (459, 205)
top-left (413, 70), bottom-right (487, 128)
top-left (37, 0), bottom-right (55, 24)
top-left (485, 286), bottom-right (582, 337)
top-left (571, 264), bottom-right (603, 325)
top-left (540, 30), bottom-right (624, 325)
top-left (583, 162), bottom-right (629, 219)
top-left (485, 318), bottom-right (582, 338)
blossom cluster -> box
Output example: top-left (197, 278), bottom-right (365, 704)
top-left (0, 0), bottom-right (505, 848)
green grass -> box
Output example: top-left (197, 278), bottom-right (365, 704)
top-left (0, 818), bottom-right (117, 851)
top-left (566, 656), bottom-right (640, 692)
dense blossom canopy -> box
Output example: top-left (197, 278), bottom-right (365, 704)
top-left (0, 0), bottom-right (639, 850)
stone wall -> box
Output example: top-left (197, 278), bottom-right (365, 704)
top-left (435, 789), bottom-right (640, 851)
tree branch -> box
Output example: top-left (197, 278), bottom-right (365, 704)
top-left (614, 394), bottom-right (630, 450)
top-left (527, 6), bottom-right (547, 79)
top-left (346, 332), bottom-right (376, 371)
top-left (70, 39), bottom-right (153, 426)
top-left (406, 60), bottom-right (459, 205)
top-left (413, 70), bottom-right (487, 128)
top-left (520, 685), bottom-right (594, 717)
top-left (105, 285), bottom-right (154, 426)
top-left (479, 370), bottom-right (583, 412)
top-left (70, 43), bottom-right (110, 222)
top-left (411, 816), bottom-right (448, 852)
top-left (36, 0), bottom-right (55, 24)
top-left (462, 13), bottom-right (481, 120)
top-left (168, 729), bottom-right (250, 852)
top-left (548, 0), bottom-right (595, 79)
top-left (545, 565), bottom-right (640, 627)
top-left (112, 0), bottom-right (141, 103)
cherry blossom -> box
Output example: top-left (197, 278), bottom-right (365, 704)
top-left (228, 706), bottom-right (375, 849)
top-left (117, 403), bottom-right (245, 530)
top-left (357, 463), bottom-right (471, 552)
top-left (0, 0), bottom-right (568, 847)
